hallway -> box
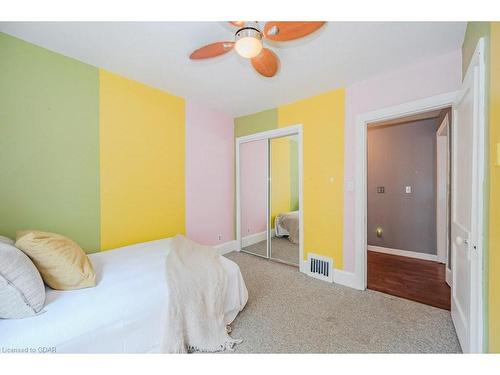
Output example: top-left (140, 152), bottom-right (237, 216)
top-left (367, 251), bottom-right (451, 310)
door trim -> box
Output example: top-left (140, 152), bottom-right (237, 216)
top-left (436, 113), bottom-right (450, 265)
top-left (354, 91), bottom-right (459, 291)
top-left (235, 125), bottom-right (305, 272)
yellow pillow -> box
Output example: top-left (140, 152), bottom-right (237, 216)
top-left (15, 230), bottom-right (96, 290)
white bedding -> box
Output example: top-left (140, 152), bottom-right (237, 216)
top-left (0, 238), bottom-right (248, 353)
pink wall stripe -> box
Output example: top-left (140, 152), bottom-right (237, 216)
top-left (342, 49), bottom-right (462, 272)
top-left (185, 100), bottom-right (234, 245)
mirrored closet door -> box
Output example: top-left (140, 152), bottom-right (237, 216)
top-left (237, 127), bottom-right (302, 268)
top-left (239, 139), bottom-right (269, 258)
top-left (269, 135), bottom-right (300, 266)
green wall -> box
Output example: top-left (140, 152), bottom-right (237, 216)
top-left (0, 33), bottom-right (100, 253)
top-left (234, 108), bottom-right (278, 137)
top-left (463, 22), bottom-right (491, 77)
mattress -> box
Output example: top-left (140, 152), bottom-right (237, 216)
top-left (275, 211), bottom-right (300, 244)
top-left (0, 238), bottom-right (248, 353)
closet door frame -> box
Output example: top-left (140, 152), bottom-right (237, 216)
top-left (236, 125), bottom-right (304, 272)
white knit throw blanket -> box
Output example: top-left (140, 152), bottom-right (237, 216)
top-left (162, 235), bottom-right (242, 353)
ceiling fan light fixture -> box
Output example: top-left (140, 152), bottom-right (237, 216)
top-left (234, 27), bottom-right (263, 59)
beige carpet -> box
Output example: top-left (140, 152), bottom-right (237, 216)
top-left (242, 237), bottom-right (299, 266)
top-left (224, 251), bottom-right (462, 353)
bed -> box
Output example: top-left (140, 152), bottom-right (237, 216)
top-left (275, 211), bottom-right (300, 244)
top-left (0, 238), bottom-right (248, 353)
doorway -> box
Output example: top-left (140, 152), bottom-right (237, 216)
top-left (365, 108), bottom-right (451, 310)
top-left (236, 125), bottom-right (304, 268)
top-left (354, 38), bottom-right (485, 353)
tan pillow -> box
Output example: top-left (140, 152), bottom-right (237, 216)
top-left (15, 230), bottom-right (96, 290)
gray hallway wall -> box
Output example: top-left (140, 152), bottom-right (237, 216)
top-left (367, 118), bottom-right (439, 255)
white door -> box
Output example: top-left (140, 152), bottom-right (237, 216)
top-left (450, 39), bottom-right (484, 353)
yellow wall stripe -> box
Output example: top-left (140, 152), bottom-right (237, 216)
top-left (489, 22), bottom-right (500, 353)
top-left (99, 70), bottom-right (185, 250)
top-left (278, 89), bottom-right (345, 268)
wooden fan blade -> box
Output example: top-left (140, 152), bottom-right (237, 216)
top-left (251, 48), bottom-right (279, 77)
top-left (263, 21), bottom-right (325, 41)
top-left (189, 42), bottom-right (234, 59)
top-left (229, 21), bottom-right (245, 27)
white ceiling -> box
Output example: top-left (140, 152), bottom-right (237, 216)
top-left (0, 22), bottom-right (466, 117)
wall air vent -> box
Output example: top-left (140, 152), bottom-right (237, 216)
top-left (307, 253), bottom-right (333, 283)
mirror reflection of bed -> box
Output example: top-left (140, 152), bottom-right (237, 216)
top-left (239, 133), bottom-right (300, 267)
top-left (272, 211), bottom-right (299, 265)
top-left (242, 210), bottom-right (300, 265)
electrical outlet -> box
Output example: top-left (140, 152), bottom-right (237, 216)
top-left (405, 186), bottom-right (412, 194)
top-left (217, 234), bottom-right (222, 241)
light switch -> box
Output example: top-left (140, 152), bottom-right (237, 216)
top-left (405, 186), bottom-right (412, 194)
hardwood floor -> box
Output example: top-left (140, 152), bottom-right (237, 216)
top-left (367, 251), bottom-right (451, 310)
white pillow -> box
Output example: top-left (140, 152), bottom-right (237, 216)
top-left (0, 235), bottom-right (14, 245)
top-left (0, 242), bottom-right (46, 319)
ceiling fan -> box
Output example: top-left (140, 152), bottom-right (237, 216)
top-left (189, 21), bottom-right (325, 78)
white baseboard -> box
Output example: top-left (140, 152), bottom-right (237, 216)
top-left (215, 230), bottom-right (277, 255)
top-left (446, 266), bottom-right (452, 287)
top-left (333, 269), bottom-right (364, 290)
top-left (214, 240), bottom-right (237, 255)
top-left (241, 231), bottom-right (266, 248)
top-left (300, 259), bottom-right (363, 290)
top-left (241, 230), bottom-right (276, 248)
top-left (367, 245), bottom-right (441, 262)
